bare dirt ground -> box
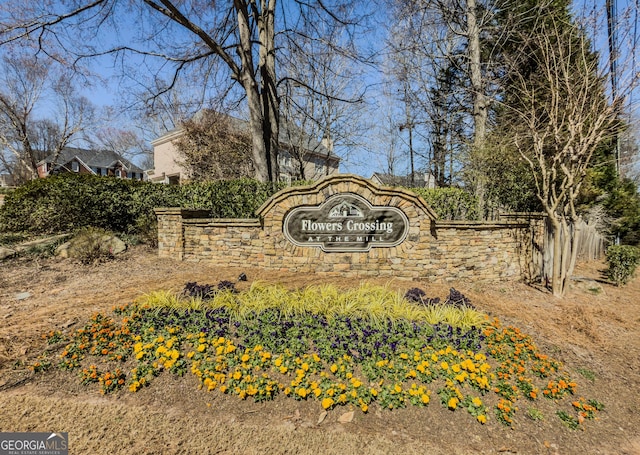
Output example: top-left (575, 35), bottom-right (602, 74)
top-left (0, 245), bottom-right (639, 454)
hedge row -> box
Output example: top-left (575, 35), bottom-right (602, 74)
top-left (0, 175), bottom-right (480, 240)
top-left (0, 175), bottom-right (286, 237)
top-left (409, 187), bottom-right (480, 221)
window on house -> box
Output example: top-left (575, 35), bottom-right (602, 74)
top-left (71, 161), bottom-right (79, 172)
top-left (314, 158), bottom-right (324, 173)
top-left (279, 152), bottom-right (291, 168)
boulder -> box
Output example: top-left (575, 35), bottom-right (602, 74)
top-left (56, 233), bottom-right (127, 260)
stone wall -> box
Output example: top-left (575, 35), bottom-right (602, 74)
top-left (156, 175), bottom-right (542, 282)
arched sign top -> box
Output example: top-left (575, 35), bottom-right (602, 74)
top-left (283, 193), bottom-right (409, 252)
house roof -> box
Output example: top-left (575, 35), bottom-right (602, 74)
top-left (38, 147), bottom-right (144, 173)
top-left (152, 112), bottom-right (340, 161)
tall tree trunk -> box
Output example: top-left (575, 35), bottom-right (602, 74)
top-left (467, 0), bottom-right (487, 150)
top-left (259, 0), bottom-right (279, 183)
top-left (549, 214), bottom-right (564, 297)
top-left (467, 0), bottom-right (488, 216)
top-left (235, 0), bottom-right (271, 182)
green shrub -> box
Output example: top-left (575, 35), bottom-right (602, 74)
top-left (409, 187), bottom-right (480, 220)
top-left (0, 175), bottom-right (285, 239)
top-left (605, 245), bottom-right (640, 286)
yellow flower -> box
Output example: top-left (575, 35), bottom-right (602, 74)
top-left (274, 357), bottom-right (283, 367)
top-left (279, 366), bottom-right (288, 374)
top-left (241, 354), bottom-right (250, 363)
top-left (330, 364), bottom-right (338, 373)
top-left (233, 370), bottom-right (242, 380)
top-left (301, 362), bottom-right (309, 371)
top-left (297, 387), bottom-right (307, 398)
top-left (454, 372), bottom-right (468, 383)
top-left (394, 384), bottom-right (402, 393)
top-left (448, 397), bottom-right (458, 409)
top-left (187, 351), bottom-right (195, 359)
top-left (472, 397), bottom-right (483, 407)
top-left (321, 397), bottom-right (334, 409)
top-left (477, 414), bottom-right (487, 424)
top-left (440, 361), bottom-right (449, 370)
top-left (421, 394), bottom-right (430, 404)
top-left (220, 385), bottom-right (227, 393)
top-left (370, 388), bottom-right (378, 397)
top-left (361, 403), bottom-right (369, 413)
top-left (197, 344), bottom-right (206, 352)
top-left (400, 353), bottom-right (409, 360)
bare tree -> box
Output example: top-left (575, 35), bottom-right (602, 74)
top-left (385, 0), bottom-right (495, 189)
top-left (0, 0), bottom-right (368, 183)
top-left (0, 51), bottom-right (95, 183)
top-left (279, 15), bottom-right (366, 181)
top-left (508, 17), bottom-right (624, 296)
top-left (91, 124), bottom-right (151, 165)
top-left (173, 110), bottom-right (253, 181)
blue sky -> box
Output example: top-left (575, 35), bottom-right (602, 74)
top-left (15, 0), bottom-right (640, 177)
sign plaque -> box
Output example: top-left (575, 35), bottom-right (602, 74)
top-left (283, 193), bottom-right (409, 252)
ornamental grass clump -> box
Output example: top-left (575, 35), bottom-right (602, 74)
top-left (31, 283), bottom-right (604, 429)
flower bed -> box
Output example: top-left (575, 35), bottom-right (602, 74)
top-left (32, 283), bottom-right (603, 429)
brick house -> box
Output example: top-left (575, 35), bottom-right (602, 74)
top-left (37, 147), bottom-right (145, 180)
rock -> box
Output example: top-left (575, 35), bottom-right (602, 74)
top-left (338, 411), bottom-right (354, 423)
top-left (55, 233), bottom-right (127, 260)
top-left (0, 247), bottom-right (16, 260)
top-left (55, 241), bottom-right (71, 258)
top-left (108, 235), bottom-right (127, 255)
top-left (15, 292), bottom-right (32, 301)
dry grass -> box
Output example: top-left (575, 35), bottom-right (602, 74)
top-left (1, 247), bottom-right (639, 454)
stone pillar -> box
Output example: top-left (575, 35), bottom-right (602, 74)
top-left (154, 208), bottom-right (210, 260)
